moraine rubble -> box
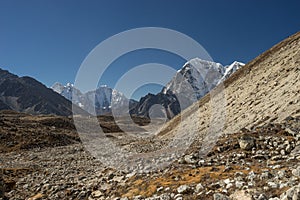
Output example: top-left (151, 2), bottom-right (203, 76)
top-left (1, 115), bottom-right (300, 200)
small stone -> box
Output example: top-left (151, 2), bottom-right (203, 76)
top-left (174, 194), bottom-right (183, 199)
top-left (268, 182), bottom-right (278, 189)
top-left (77, 191), bottom-right (88, 199)
top-left (99, 183), bottom-right (111, 191)
top-left (223, 165), bottom-right (233, 172)
top-left (285, 128), bottom-right (296, 136)
top-left (28, 193), bottom-right (44, 200)
top-left (195, 183), bottom-right (204, 192)
top-left (247, 171), bottom-right (256, 181)
top-left (177, 185), bottom-right (190, 194)
top-left (213, 193), bottom-right (230, 200)
top-left (271, 155), bottom-right (283, 161)
top-left (230, 190), bottom-right (252, 200)
top-left (279, 182), bottom-right (288, 189)
top-left (292, 166), bottom-right (300, 177)
top-left (235, 181), bottom-right (244, 188)
top-left (133, 195), bottom-right (142, 200)
top-left (184, 155), bottom-right (197, 164)
top-left (178, 158), bottom-right (185, 164)
top-left (280, 149), bottom-right (286, 156)
top-left (226, 183), bottom-right (233, 189)
top-left (278, 170), bottom-right (286, 179)
top-left (257, 194), bottom-right (267, 200)
top-left (224, 179), bottom-right (231, 185)
top-left (125, 172), bottom-right (136, 178)
top-left (91, 190), bottom-right (103, 198)
top-left (156, 186), bottom-right (164, 192)
top-left (112, 176), bottom-right (124, 183)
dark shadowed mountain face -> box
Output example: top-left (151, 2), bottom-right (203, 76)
top-left (129, 91), bottom-right (181, 119)
top-left (0, 68), bottom-right (86, 116)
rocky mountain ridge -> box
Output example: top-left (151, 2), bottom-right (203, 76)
top-left (0, 69), bottom-right (86, 116)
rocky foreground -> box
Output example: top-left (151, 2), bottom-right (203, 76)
top-left (0, 114), bottom-right (299, 200)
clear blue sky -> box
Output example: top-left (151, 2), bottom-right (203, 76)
top-left (0, 0), bottom-right (299, 99)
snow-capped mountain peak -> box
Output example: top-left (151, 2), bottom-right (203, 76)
top-left (51, 82), bottom-right (65, 93)
top-left (157, 58), bottom-right (245, 116)
top-left (51, 83), bottom-right (132, 115)
top-left (185, 58), bottom-right (224, 75)
top-left (66, 82), bottom-right (74, 87)
top-left (163, 58), bottom-right (225, 98)
top-left (219, 61), bottom-right (245, 83)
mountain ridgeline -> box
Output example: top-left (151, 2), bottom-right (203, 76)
top-left (0, 58), bottom-right (243, 117)
top-left (52, 59), bottom-right (244, 118)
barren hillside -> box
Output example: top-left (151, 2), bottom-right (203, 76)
top-left (159, 31), bottom-right (300, 143)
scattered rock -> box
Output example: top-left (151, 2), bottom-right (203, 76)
top-left (239, 135), bottom-right (255, 150)
top-left (28, 193), bottom-right (44, 200)
top-left (91, 190), bottom-right (103, 198)
top-left (213, 193), bottom-right (230, 200)
top-left (184, 155), bottom-right (197, 164)
top-left (230, 190), bottom-right (252, 200)
top-left (292, 166), bottom-right (300, 177)
top-left (177, 185), bottom-right (191, 194)
top-left (280, 184), bottom-right (300, 200)
top-left (195, 183), bottom-right (204, 192)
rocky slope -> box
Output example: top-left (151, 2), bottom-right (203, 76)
top-left (0, 110), bottom-right (79, 153)
top-left (1, 110), bottom-right (300, 200)
top-left (0, 111), bottom-right (152, 154)
top-left (158, 31), bottom-right (300, 143)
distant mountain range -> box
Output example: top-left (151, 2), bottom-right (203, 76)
top-left (0, 58), bottom-right (243, 117)
top-left (0, 69), bottom-right (87, 116)
top-left (51, 83), bottom-right (137, 116)
top-left (51, 58), bottom-right (244, 118)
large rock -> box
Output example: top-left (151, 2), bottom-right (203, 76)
top-left (184, 155), bottom-right (197, 164)
top-left (239, 135), bottom-right (255, 150)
